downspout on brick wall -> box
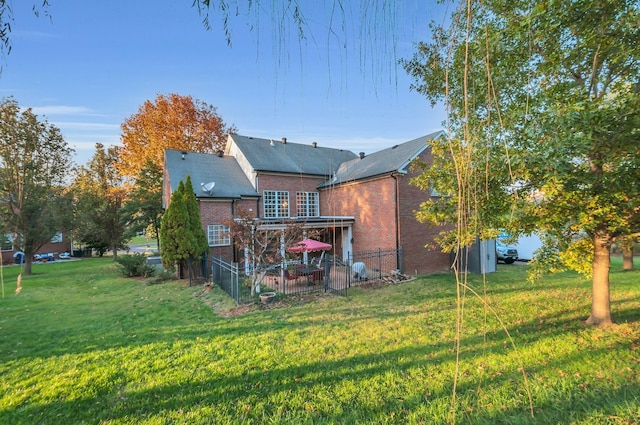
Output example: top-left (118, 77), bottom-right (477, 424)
top-left (231, 199), bottom-right (238, 263)
top-left (393, 173), bottom-right (403, 272)
top-left (393, 174), bottom-right (401, 251)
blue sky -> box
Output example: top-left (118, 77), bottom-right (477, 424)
top-left (0, 1), bottom-right (447, 165)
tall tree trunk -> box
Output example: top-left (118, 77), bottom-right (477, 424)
top-left (23, 258), bottom-right (32, 276)
top-left (586, 229), bottom-right (613, 326)
top-left (154, 222), bottom-right (161, 252)
top-left (622, 245), bottom-right (634, 270)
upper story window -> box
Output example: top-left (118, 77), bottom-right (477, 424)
top-left (263, 190), bottom-right (289, 218)
top-left (1, 233), bottom-right (13, 251)
top-left (207, 224), bottom-right (231, 246)
top-left (296, 191), bottom-right (319, 217)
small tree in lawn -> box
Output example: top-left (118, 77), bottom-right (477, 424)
top-left (159, 176), bottom-right (208, 279)
top-left (619, 206), bottom-right (640, 271)
top-left (72, 143), bottom-right (128, 259)
top-left (227, 207), bottom-right (305, 297)
top-left (159, 180), bottom-right (189, 275)
top-left (183, 175), bottom-right (209, 278)
top-left (121, 160), bottom-right (164, 250)
top-left (619, 233), bottom-right (638, 271)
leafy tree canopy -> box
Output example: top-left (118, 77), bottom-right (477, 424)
top-left (72, 143), bottom-right (128, 259)
top-left (118, 93), bottom-right (237, 178)
top-left (404, 0), bottom-right (640, 325)
top-left (120, 160), bottom-right (164, 246)
top-left (0, 97), bottom-right (74, 275)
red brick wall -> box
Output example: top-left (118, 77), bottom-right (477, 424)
top-left (319, 152), bottom-right (450, 275)
top-left (321, 177), bottom-right (398, 253)
top-left (198, 199), bottom-right (258, 261)
top-left (256, 173), bottom-right (325, 218)
top-left (1, 252), bottom-right (16, 264)
top-left (397, 150), bottom-right (451, 274)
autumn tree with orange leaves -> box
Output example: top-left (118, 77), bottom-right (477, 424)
top-left (118, 93), bottom-right (236, 177)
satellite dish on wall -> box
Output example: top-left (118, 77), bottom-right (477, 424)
top-left (201, 182), bottom-right (215, 195)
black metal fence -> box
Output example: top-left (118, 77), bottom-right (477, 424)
top-left (213, 247), bottom-right (404, 301)
top-left (348, 247), bottom-right (404, 285)
top-left (211, 254), bottom-right (240, 303)
top-left (260, 247), bottom-right (404, 297)
top-left (185, 256), bottom-right (209, 286)
top-left (261, 261), bottom-right (327, 296)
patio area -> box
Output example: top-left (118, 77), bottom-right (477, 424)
top-left (261, 264), bottom-right (351, 296)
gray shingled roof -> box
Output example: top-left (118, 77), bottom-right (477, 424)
top-left (318, 131), bottom-right (444, 188)
top-left (164, 149), bottom-right (259, 199)
top-left (230, 134), bottom-right (358, 177)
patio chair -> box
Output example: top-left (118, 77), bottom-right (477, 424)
top-left (311, 268), bottom-right (324, 285)
top-left (284, 269), bottom-right (301, 285)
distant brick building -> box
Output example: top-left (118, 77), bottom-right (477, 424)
top-left (1, 232), bottom-right (72, 265)
top-left (163, 131), bottom-right (450, 275)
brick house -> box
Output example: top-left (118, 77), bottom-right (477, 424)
top-left (163, 131), bottom-right (450, 275)
top-left (1, 232), bottom-right (73, 265)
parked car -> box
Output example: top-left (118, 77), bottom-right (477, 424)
top-left (496, 240), bottom-right (518, 264)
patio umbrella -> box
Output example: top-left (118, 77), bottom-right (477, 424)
top-left (287, 238), bottom-right (332, 253)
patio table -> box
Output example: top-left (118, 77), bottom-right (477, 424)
top-left (295, 265), bottom-right (323, 285)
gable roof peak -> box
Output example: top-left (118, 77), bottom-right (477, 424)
top-left (228, 133), bottom-right (358, 176)
top-left (318, 131), bottom-right (444, 187)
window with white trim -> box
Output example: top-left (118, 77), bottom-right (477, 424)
top-left (263, 190), bottom-right (289, 218)
top-left (1, 233), bottom-right (13, 251)
top-left (207, 224), bottom-right (230, 246)
top-left (296, 191), bottom-right (319, 217)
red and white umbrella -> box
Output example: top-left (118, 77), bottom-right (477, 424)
top-left (287, 239), bottom-right (332, 253)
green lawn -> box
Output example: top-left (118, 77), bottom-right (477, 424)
top-left (127, 235), bottom-right (158, 247)
top-left (1, 258), bottom-right (638, 424)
